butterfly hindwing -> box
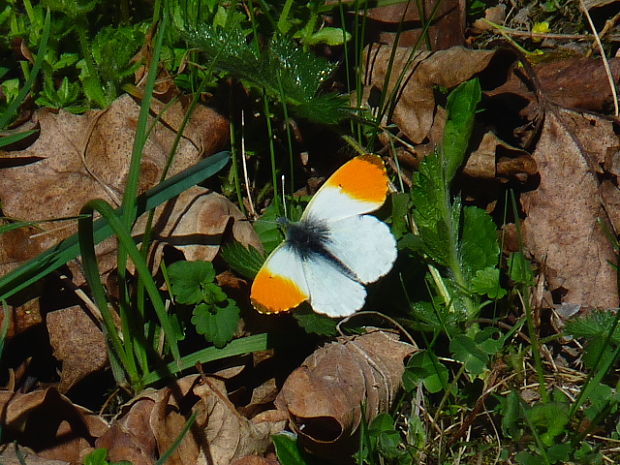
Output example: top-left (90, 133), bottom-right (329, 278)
top-left (320, 214), bottom-right (397, 284)
top-left (301, 254), bottom-right (366, 317)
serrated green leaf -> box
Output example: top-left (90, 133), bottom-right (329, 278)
top-left (184, 27), bottom-right (347, 124)
top-left (443, 79), bottom-right (482, 182)
top-left (527, 402), bottom-right (570, 446)
top-left (192, 300), bottom-right (240, 348)
top-left (564, 310), bottom-right (620, 344)
top-left (450, 334), bottom-right (489, 375)
top-left (292, 306), bottom-right (337, 335)
top-left (220, 242), bottom-right (265, 280)
top-left (461, 206), bottom-right (500, 276)
top-left (92, 25), bottom-right (144, 83)
top-left (168, 261), bottom-right (216, 305)
top-left (202, 282), bottom-right (227, 304)
top-left (470, 267), bottom-right (506, 299)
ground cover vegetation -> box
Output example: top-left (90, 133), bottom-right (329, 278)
top-left (1, 0), bottom-right (620, 464)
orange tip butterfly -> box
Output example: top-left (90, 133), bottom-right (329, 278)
top-left (250, 154), bottom-right (397, 318)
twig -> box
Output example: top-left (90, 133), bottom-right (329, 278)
top-left (580, 0), bottom-right (619, 116)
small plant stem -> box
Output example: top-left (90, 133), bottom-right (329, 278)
top-left (434, 363), bottom-right (466, 421)
top-left (438, 178), bottom-right (476, 316)
top-left (518, 290), bottom-right (549, 402)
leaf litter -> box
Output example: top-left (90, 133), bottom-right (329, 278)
top-left (2, 2), bottom-right (620, 464)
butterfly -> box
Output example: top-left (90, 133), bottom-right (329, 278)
top-left (250, 154), bottom-right (397, 318)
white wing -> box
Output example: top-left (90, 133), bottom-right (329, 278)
top-left (302, 255), bottom-right (367, 317)
top-left (322, 214), bottom-right (397, 284)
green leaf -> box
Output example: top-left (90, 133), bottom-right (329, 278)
top-left (402, 351), bottom-right (449, 393)
top-left (306, 27), bottom-right (351, 46)
top-left (92, 25), bottom-right (145, 83)
top-left (500, 390), bottom-right (524, 439)
top-left (292, 306), bottom-right (338, 335)
top-left (272, 433), bottom-right (312, 465)
top-left (527, 401), bottom-right (570, 446)
top-left (565, 310), bottom-right (620, 344)
top-left (450, 334), bottom-right (489, 375)
top-left (168, 261), bottom-right (216, 305)
top-left (184, 27), bottom-right (347, 124)
top-left (508, 251), bottom-right (534, 285)
top-left (192, 300), bottom-right (240, 348)
top-left (470, 267), bottom-right (506, 299)
top-left (220, 242), bottom-right (265, 280)
top-left (442, 79), bottom-right (482, 182)
top-left (461, 206), bottom-right (500, 276)
top-left (390, 192), bottom-right (410, 239)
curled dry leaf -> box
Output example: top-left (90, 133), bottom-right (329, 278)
top-left (275, 330), bottom-right (415, 456)
top-left (97, 375), bottom-right (287, 465)
top-left (46, 305), bottom-right (108, 393)
top-left (0, 388), bottom-right (108, 463)
top-left (521, 108), bottom-right (619, 307)
top-left (361, 45), bottom-right (496, 144)
top-left (464, 130), bottom-right (537, 182)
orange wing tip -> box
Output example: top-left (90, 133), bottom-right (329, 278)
top-left (326, 154), bottom-right (388, 204)
top-left (250, 271), bottom-right (308, 314)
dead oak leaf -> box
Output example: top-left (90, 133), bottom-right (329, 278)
top-left (46, 305), bottom-right (108, 393)
top-left (0, 94), bottom-right (229, 269)
top-left (97, 375), bottom-right (287, 465)
top-left (361, 45), bottom-right (496, 144)
top-left (0, 388), bottom-right (108, 463)
top-left (275, 330), bottom-right (415, 457)
top-left (521, 108), bottom-right (618, 307)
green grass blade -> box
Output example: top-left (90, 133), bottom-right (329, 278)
top-left (0, 301), bottom-right (11, 363)
top-left (0, 151), bottom-right (230, 301)
top-left (140, 333), bottom-right (270, 385)
top-left (77, 202), bottom-right (137, 386)
top-left (0, 130), bottom-right (39, 148)
top-left (80, 199), bottom-right (181, 367)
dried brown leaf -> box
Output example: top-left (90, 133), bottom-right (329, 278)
top-left (0, 444), bottom-right (69, 465)
top-left (0, 388), bottom-right (108, 462)
top-left (362, 0), bottom-right (464, 49)
top-left (98, 375), bottom-right (287, 465)
top-left (362, 45), bottom-right (496, 144)
top-left (521, 109), bottom-right (618, 307)
top-left (46, 305), bottom-right (108, 393)
top-left (0, 94), bottom-right (229, 279)
top-left (275, 330), bottom-right (415, 456)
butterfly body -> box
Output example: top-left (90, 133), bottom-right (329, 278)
top-left (250, 155), bottom-right (397, 317)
